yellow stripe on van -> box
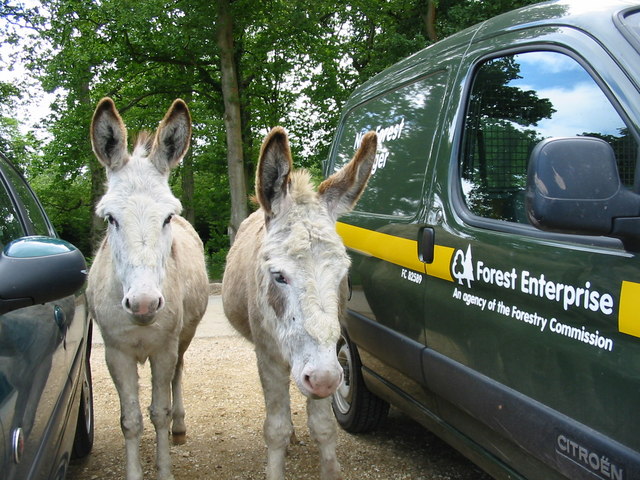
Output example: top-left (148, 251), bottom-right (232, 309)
top-left (336, 222), bottom-right (454, 282)
top-left (427, 245), bottom-right (455, 282)
top-left (619, 281), bottom-right (640, 338)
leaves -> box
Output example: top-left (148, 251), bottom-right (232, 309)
top-left (1, 0), bottom-right (541, 259)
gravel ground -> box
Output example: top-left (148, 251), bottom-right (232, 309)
top-left (67, 328), bottom-right (492, 480)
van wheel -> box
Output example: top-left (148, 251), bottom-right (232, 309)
top-left (72, 332), bottom-right (94, 458)
top-left (332, 330), bottom-right (389, 433)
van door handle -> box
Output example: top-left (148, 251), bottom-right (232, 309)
top-left (418, 227), bottom-right (435, 264)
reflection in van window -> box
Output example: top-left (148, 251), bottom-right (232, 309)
top-left (332, 70), bottom-right (448, 218)
top-left (460, 51), bottom-right (637, 223)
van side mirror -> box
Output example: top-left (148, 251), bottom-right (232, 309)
top-left (0, 236), bottom-right (87, 315)
top-left (526, 136), bottom-right (640, 249)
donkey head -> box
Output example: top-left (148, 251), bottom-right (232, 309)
top-left (91, 98), bottom-right (191, 325)
top-left (256, 127), bottom-right (377, 399)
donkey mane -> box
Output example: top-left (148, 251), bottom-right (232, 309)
top-left (251, 169), bottom-right (317, 210)
top-left (132, 131), bottom-right (154, 157)
top-left (283, 170), bottom-right (347, 257)
top-left (288, 169), bottom-right (318, 205)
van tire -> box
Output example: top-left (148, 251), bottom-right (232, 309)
top-left (332, 330), bottom-right (389, 433)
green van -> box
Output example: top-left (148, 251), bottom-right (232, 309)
top-left (325, 1), bottom-right (640, 479)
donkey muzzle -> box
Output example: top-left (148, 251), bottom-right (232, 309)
top-left (122, 289), bottom-right (165, 325)
top-left (301, 365), bottom-right (344, 399)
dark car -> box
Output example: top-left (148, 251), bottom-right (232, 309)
top-left (0, 152), bottom-right (93, 479)
top-left (327, 1), bottom-right (640, 479)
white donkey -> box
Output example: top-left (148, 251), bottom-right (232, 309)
top-left (87, 98), bottom-right (208, 480)
top-left (222, 127), bottom-right (377, 480)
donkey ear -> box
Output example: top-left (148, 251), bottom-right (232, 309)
top-left (90, 97), bottom-right (129, 171)
top-left (256, 127), bottom-right (292, 216)
top-left (150, 99), bottom-right (192, 174)
top-left (318, 131), bottom-right (377, 220)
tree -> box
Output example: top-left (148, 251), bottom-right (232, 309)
top-left (217, 0), bottom-right (247, 243)
top-left (437, 0), bottom-right (541, 38)
top-left (30, 0), bottom-right (221, 252)
top-left (2, 0), bottom-right (544, 262)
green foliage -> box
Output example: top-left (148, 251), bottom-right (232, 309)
top-left (0, 116), bottom-right (37, 167)
top-left (206, 247), bottom-right (229, 282)
top-left (1, 0), bottom-right (543, 268)
top-left (438, 0), bottom-right (542, 38)
top-left (27, 167), bottom-right (92, 246)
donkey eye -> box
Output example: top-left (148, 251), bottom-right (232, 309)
top-left (163, 214), bottom-right (174, 227)
top-left (272, 272), bottom-right (288, 285)
top-left (106, 214), bottom-right (119, 228)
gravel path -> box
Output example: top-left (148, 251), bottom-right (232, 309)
top-left (67, 297), bottom-right (491, 480)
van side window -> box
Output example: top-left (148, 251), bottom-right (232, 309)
top-left (460, 51), bottom-right (637, 223)
top-left (331, 70), bottom-right (448, 218)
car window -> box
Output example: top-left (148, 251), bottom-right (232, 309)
top-left (331, 70), bottom-right (448, 218)
top-left (459, 51), bottom-right (638, 223)
top-left (618, 8), bottom-right (640, 47)
top-left (0, 178), bottom-right (24, 247)
top-left (0, 160), bottom-right (52, 237)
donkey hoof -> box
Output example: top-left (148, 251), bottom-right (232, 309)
top-left (172, 432), bottom-right (187, 445)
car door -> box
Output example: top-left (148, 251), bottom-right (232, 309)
top-left (0, 157), bottom-right (75, 479)
top-left (422, 23), bottom-right (640, 480)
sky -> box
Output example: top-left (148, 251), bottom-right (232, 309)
top-left (0, 61), bottom-right (54, 133)
top-left (509, 51), bottom-right (625, 139)
top-left (0, 0), bottom-right (54, 136)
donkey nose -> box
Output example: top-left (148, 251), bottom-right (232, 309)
top-left (122, 291), bottom-right (164, 324)
top-left (302, 368), bottom-right (343, 399)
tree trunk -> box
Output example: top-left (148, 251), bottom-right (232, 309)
top-left (181, 88), bottom-right (196, 224)
top-left (422, 0), bottom-right (438, 43)
top-left (181, 149), bottom-right (196, 224)
top-left (81, 75), bottom-right (106, 252)
top-left (217, 0), bottom-right (248, 244)
top-left (89, 154), bottom-right (105, 251)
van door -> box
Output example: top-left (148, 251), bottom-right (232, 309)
top-left (423, 32), bottom-right (640, 479)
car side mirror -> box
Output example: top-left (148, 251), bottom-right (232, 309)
top-left (0, 236), bottom-right (87, 315)
top-left (526, 136), bottom-right (640, 249)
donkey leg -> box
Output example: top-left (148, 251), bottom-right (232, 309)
top-left (308, 397), bottom-right (343, 480)
top-left (150, 350), bottom-right (179, 480)
top-left (105, 348), bottom-right (144, 480)
top-left (256, 349), bottom-right (293, 480)
top-left (171, 352), bottom-right (187, 444)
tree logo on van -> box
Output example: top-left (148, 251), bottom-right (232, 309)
top-left (452, 245), bottom-right (474, 288)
